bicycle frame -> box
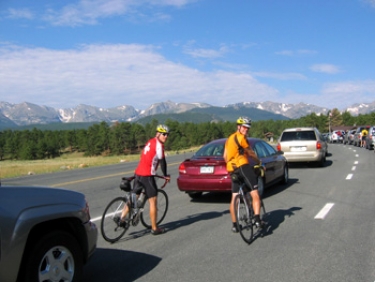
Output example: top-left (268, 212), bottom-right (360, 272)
top-left (127, 175), bottom-right (169, 226)
top-left (100, 174), bottom-right (169, 243)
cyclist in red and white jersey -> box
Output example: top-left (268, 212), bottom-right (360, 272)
top-left (120, 124), bottom-right (171, 235)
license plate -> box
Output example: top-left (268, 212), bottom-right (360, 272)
top-left (291, 146), bottom-right (306, 152)
top-left (200, 166), bottom-right (214, 173)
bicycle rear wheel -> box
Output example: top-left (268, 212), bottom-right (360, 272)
top-left (101, 197), bottom-right (129, 243)
top-left (141, 189), bottom-right (169, 229)
top-left (234, 194), bottom-right (253, 244)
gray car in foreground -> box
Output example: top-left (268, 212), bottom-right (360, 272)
top-left (0, 185), bottom-right (97, 282)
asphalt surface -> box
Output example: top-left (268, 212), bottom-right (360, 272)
top-left (3, 144), bottom-right (375, 282)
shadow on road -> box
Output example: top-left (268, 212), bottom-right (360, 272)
top-left (162, 210), bottom-right (229, 232)
top-left (261, 206), bottom-right (302, 238)
top-left (287, 159), bottom-right (333, 169)
top-left (83, 248), bottom-right (161, 282)
top-left (110, 210), bottom-right (229, 242)
top-left (190, 192), bottom-right (232, 203)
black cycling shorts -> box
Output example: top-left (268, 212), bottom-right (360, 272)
top-left (133, 175), bottom-right (158, 198)
top-left (230, 163), bottom-right (258, 193)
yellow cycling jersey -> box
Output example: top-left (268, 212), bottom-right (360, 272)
top-left (225, 132), bottom-right (249, 172)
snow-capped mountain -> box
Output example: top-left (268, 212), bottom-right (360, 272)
top-left (0, 100), bottom-right (374, 127)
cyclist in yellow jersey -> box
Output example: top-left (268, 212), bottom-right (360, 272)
top-left (224, 117), bottom-right (264, 232)
top-left (361, 127), bottom-right (369, 148)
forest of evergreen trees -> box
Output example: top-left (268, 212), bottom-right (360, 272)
top-left (1, 109), bottom-right (374, 161)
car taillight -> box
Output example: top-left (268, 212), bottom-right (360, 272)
top-left (276, 143), bottom-right (281, 151)
top-left (179, 163), bottom-right (186, 174)
top-left (316, 141), bottom-right (322, 150)
top-left (83, 200), bottom-right (91, 222)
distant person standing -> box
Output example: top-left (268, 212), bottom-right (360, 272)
top-left (361, 127), bottom-right (369, 147)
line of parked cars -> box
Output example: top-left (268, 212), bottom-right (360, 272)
top-left (327, 125), bottom-right (375, 150)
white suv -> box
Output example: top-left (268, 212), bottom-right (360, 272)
top-left (277, 127), bottom-right (328, 167)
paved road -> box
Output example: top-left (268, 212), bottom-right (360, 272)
top-left (3, 145), bottom-right (375, 281)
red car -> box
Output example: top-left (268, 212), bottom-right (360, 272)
top-left (177, 138), bottom-right (288, 199)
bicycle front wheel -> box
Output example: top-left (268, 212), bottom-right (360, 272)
top-left (101, 197), bottom-right (129, 243)
top-left (141, 189), bottom-right (169, 229)
top-left (234, 194), bottom-right (254, 244)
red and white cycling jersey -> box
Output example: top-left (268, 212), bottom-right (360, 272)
top-left (135, 137), bottom-right (165, 176)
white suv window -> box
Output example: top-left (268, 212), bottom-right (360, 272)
top-left (281, 131), bottom-right (316, 141)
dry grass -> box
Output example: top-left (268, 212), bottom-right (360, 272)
top-left (0, 147), bottom-right (201, 179)
top-left (0, 152), bottom-right (141, 179)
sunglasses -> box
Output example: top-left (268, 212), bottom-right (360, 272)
top-left (161, 133), bottom-right (169, 136)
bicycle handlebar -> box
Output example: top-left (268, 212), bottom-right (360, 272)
top-left (154, 174), bottom-right (170, 189)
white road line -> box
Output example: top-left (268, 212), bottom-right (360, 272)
top-left (351, 166), bottom-right (356, 171)
top-left (91, 215), bottom-right (102, 222)
top-left (91, 210), bottom-right (122, 223)
top-left (354, 161), bottom-right (358, 164)
top-left (314, 203), bottom-right (335, 219)
top-left (355, 154), bottom-right (359, 157)
top-left (346, 174), bottom-right (353, 180)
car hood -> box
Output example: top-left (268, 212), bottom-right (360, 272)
top-left (0, 186), bottom-right (85, 216)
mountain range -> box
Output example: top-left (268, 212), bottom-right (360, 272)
top-left (1, 100), bottom-right (375, 130)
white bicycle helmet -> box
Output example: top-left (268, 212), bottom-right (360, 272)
top-left (236, 116), bottom-right (251, 128)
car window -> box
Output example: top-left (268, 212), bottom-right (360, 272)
top-left (195, 143), bottom-right (224, 156)
top-left (280, 131), bottom-right (316, 141)
top-left (262, 141), bottom-right (277, 155)
top-left (253, 141), bottom-right (269, 158)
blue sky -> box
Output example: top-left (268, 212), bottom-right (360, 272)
top-left (1, 0), bottom-right (375, 111)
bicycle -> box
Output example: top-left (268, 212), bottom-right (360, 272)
top-left (100, 175), bottom-right (169, 243)
top-left (233, 171), bottom-right (268, 244)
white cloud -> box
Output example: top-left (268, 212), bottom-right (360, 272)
top-left (363, 0), bottom-right (375, 8)
top-left (319, 80), bottom-right (375, 108)
top-left (183, 45), bottom-right (228, 59)
top-left (6, 8), bottom-right (34, 20)
top-left (310, 64), bottom-right (341, 74)
top-left (322, 80), bottom-right (375, 94)
top-left (2, 43), bottom-right (373, 110)
top-left (275, 49), bottom-right (317, 56)
top-left (0, 43), bottom-right (279, 109)
top-left (42, 0), bottom-right (197, 26)
top-left (253, 72), bottom-right (306, 80)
